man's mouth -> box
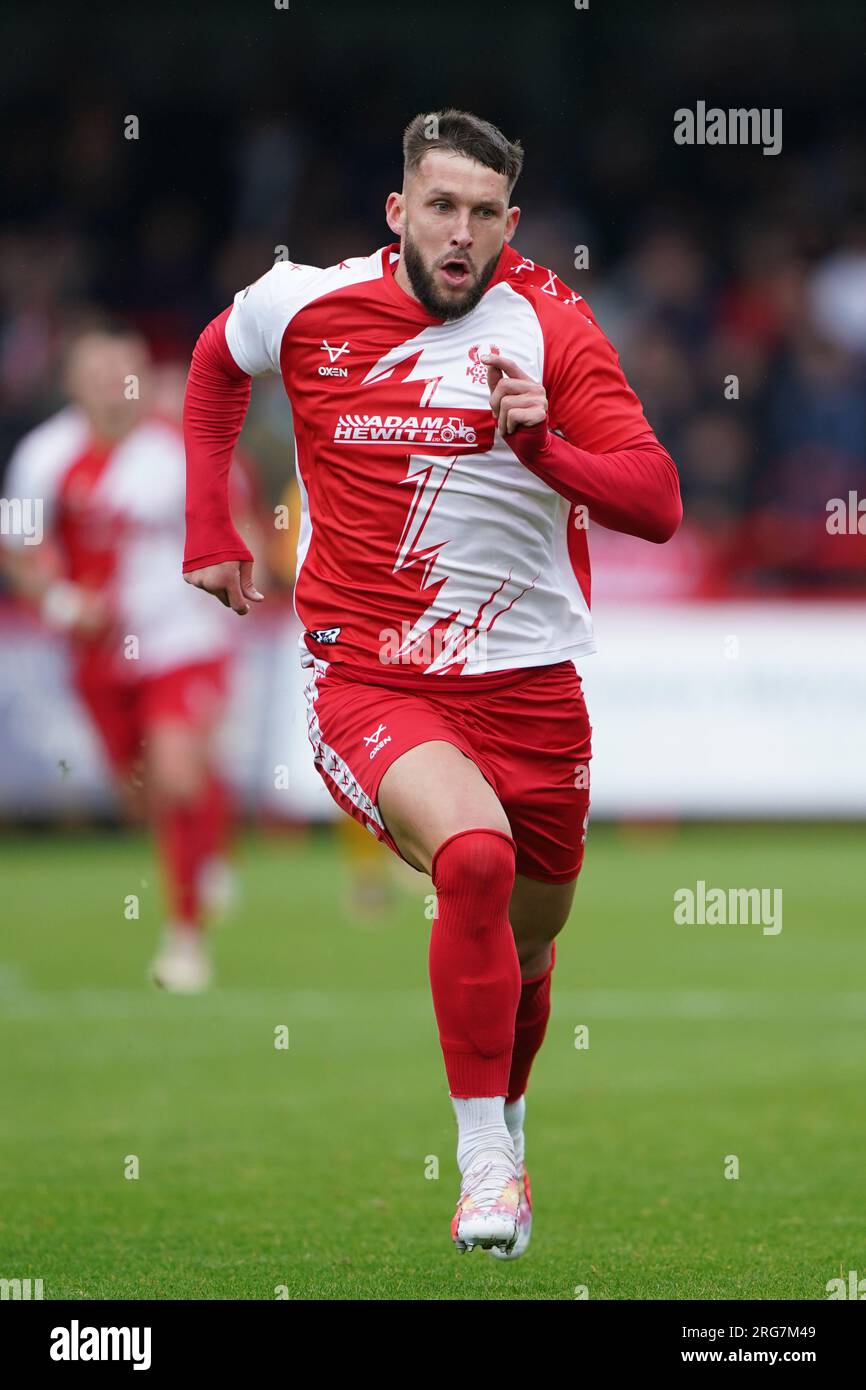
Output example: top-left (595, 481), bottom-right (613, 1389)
top-left (438, 258), bottom-right (472, 288)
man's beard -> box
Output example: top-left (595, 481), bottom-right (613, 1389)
top-left (402, 230), bottom-right (502, 321)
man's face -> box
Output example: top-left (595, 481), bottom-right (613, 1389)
top-left (386, 149), bottom-right (520, 320)
top-left (64, 334), bottom-right (150, 440)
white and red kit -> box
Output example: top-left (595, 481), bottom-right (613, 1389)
top-left (183, 241), bottom-right (681, 880)
top-left (6, 406), bottom-right (235, 687)
top-left (5, 408), bottom-right (238, 920)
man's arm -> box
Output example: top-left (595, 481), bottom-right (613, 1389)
top-left (184, 259), bottom-right (314, 612)
top-left (1, 543), bottom-right (112, 635)
top-left (481, 313), bottom-right (682, 543)
top-left (182, 307), bottom-right (263, 614)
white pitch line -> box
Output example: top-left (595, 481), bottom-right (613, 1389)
top-left (0, 980), bottom-right (864, 1023)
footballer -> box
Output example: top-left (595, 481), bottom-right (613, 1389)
top-left (3, 326), bottom-right (247, 993)
top-left (182, 109), bottom-right (682, 1255)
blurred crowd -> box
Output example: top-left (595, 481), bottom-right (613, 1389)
top-left (2, 4), bottom-right (865, 599)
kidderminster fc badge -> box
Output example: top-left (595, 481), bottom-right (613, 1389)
top-left (466, 343), bottom-right (500, 385)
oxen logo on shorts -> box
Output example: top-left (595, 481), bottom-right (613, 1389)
top-left (363, 722), bottom-right (392, 760)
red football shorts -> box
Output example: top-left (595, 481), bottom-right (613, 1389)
top-left (304, 658), bottom-right (592, 884)
top-left (74, 656), bottom-right (229, 773)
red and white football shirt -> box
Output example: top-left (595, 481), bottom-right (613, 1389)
top-left (200, 241), bottom-right (665, 677)
top-left (5, 407), bottom-right (235, 677)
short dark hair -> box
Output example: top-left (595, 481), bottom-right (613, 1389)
top-left (402, 109), bottom-right (524, 195)
top-left (59, 312), bottom-right (149, 370)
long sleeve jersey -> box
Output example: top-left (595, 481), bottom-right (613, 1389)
top-left (184, 241), bottom-right (681, 678)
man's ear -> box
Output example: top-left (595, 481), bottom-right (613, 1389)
top-left (385, 191), bottom-right (405, 238)
top-left (504, 206), bottom-right (521, 243)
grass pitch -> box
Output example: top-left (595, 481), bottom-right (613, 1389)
top-left (0, 823), bottom-right (862, 1300)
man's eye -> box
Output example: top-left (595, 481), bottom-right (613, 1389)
top-left (433, 201), bottom-right (451, 212)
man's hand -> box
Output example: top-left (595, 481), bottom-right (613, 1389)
top-left (70, 589), bottom-right (114, 638)
top-left (183, 559), bottom-right (264, 615)
top-left (39, 581), bottom-right (114, 637)
top-left (480, 354), bottom-right (548, 436)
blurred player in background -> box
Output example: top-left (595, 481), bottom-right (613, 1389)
top-left (182, 110), bottom-right (682, 1254)
top-left (2, 323), bottom-right (256, 992)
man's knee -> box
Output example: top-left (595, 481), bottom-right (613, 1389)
top-left (428, 828), bottom-right (521, 1057)
top-left (146, 725), bottom-right (208, 806)
top-left (516, 938), bottom-right (555, 977)
top-left (510, 874), bottom-right (577, 971)
top-left (432, 828), bottom-right (517, 919)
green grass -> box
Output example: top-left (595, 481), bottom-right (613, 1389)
top-left (0, 823), bottom-right (862, 1300)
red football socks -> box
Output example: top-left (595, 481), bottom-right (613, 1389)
top-left (506, 939), bottom-right (557, 1105)
top-left (153, 774), bottom-right (232, 928)
top-left (428, 828), bottom-right (522, 1098)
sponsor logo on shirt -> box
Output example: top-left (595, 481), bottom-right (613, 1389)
top-left (320, 340), bottom-right (350, 362)
top-left (319, 341), bottom-right (351, 378)
top-left (307, 626), bottom-right (342, 645)
top-left (334, 415), bottom-right (478, 446)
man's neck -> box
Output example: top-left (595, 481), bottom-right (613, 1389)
top-left (85, 417), bottom-right (138, 447)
